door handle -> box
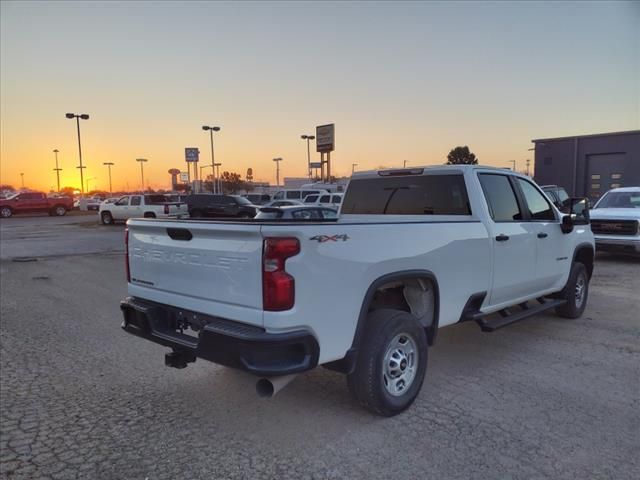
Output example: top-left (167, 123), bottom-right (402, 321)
top-left (495, 234), bottom-right (510, 242)
top-left (537, 232), bottom-right (548, 239)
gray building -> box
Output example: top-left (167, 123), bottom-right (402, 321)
top-left (532, 130), bottom-right (640, 201)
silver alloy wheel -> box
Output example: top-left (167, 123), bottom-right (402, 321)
top-left (382, 333), bottom-right (418, 397)
top-left (575, 272), bottom-right (586, 308)
top-left (55, 206), bottom-right (66, 216)
top-left (1, 207), bottom-right (11, 218)
top-left (102, 213), bottom-right (112, 224)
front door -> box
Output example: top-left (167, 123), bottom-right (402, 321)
top-left (515, 177), bottom-right (570, 291)
top-left (478, 173), bottom-right (538, 306)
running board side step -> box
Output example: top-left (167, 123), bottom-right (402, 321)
top-left (474, 298), bottom-right (567, 332)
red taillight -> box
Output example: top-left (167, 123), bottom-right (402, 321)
top-left (124, 228), bottom-right (131, 282)
top-left (263, 237), bottom-right (300, 311)
top-left (164, 204), bottom-right (169, 214)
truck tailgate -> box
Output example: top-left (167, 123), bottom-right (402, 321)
top-left (127, 219), bottom-right (264, 318)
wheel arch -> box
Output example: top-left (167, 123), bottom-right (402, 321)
top-left (573, 242), bottom-right (595, 279)
top-left (324, 269), bottom-right (440, 375)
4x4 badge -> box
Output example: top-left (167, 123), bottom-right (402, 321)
top-left (310, 234), bottom-right (350, 243)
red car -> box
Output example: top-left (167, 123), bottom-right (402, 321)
top-left (0, 192), bottom-right (74, 218)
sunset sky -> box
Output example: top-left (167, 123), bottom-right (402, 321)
top-left (1, 1), bottom-right (638, 192)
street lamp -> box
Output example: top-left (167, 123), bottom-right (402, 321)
top-left (20, 173), bottom-right (24, 189)
top-left (202, 125), bottom-right (221, 193)
top-left (53, 149), bottom-right (62, 192)
top-left (301, 134), bottom-right (315, 179)
top-left (273, 157), bottom-right (283, 187)
top-left (214, 163), bottom-right (222, 193)
top-left (508, 160), bottom-right (516, 171)
top-left (103, 162), bottom-right (114, 194)
top-left (86, 177), bottom-right (96, 193)
top-left (65, 113), bottom-right (89, 194)
top-left (403, 160), bottom-right (408, 168)
top-left (352, 163), bottom-right (358, 174)
top-left (136, 158), bottom-right (148, 192)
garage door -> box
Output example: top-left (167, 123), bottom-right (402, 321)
top-left (586, 153), bottom-right (626, 202)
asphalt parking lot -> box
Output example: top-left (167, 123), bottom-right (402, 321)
top-left (0, 215), bottom-right (638, 480)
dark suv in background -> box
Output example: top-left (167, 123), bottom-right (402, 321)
top-left (187, 194), bottom-right (258, 218)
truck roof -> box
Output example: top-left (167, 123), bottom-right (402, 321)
top-left (351, 164), bottom-right (516, 179)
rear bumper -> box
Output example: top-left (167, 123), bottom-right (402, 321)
top-left (120, 297), bottom-right (319, 376)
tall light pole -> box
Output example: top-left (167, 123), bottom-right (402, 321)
top-left (136, 158), bottom-right (148, 192)
top-left (214, 163), bottom-right (222, 194)
top-left (86, 177), bottom-right (96, 193)
top-left (53, 149), bottom-right (62, 192)
top-left (202, 125), bottom-right (221, 193)
top-left (525, 159), bottom-right (531, 176)
top-left (508, 160), bottom-right (516, 171)
top-left (103, 162), bottom-right (114, 194)
top-left (65, 113), bottom-right (89, 194)
top-left (301, 134), bottom-right (315, 179)
top-left (273, 157), bottom-right (283, 187)
top-left (403, 160), bottom-right (408, 168)
top-left (20, 173), bottom-right (24, 189)
top-left (352, 163), bottom-right (358, 174)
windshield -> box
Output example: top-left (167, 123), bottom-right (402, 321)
top-left (557, 188), bottom-right (569, 203)
top-left (595, 191), bottom-right (640, 209)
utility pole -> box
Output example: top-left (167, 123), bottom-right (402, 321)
top-left (352, 163), bottom-right (358, 174)
top-left (20, 173), bottom-right (24, 189)
top-left (136, 158), bottom-right (148, 192)
top-left (403, 160), bottom-right (408, 168)
top-left (526, 158), bottom-right (531, 176)
top-left (273, 157), bottom-right (283, 187)
top-left (508, 160), bottom-right (516, 171)
top-left (103, 162), bottom-right (114, 194)
top-left (53, 149), bottom-right (62, 192)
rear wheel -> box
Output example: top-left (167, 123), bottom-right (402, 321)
top-left (555, 262), bottom-right (589, 318)
top-left (347, 309), bottom-right (428, 416)
top-left (143, 212), bottom-right (156, 218)
top-left (54, 205), bottom-right (67, 216)
top-left (0, 207), bottom-right (12, 218)
top-left (101, 211), bottom-right (114, 225)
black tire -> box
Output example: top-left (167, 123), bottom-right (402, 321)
top-left (555, 262), bottom-right (589, 319)
top-left (143, 212), bottom-right (156, 218)
top-left (347, 309), bottom-right (428, 416)
top-left (101, 211), bottom-right (114, 225)
top-left (0, 206), bottom-right (12, 218)
top-left (53, 205), bottom-right (67, 216)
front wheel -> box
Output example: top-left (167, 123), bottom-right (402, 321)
top-left (555, 262), bottom-right (589, 318)
top-left (143, 212), bottom-right (156, 218)
top-left (347, 309), bottom-right (428, 416)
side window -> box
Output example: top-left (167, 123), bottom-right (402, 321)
top-left (273, 191), bottom-right (284, 200)
top-left (321, 209), bottom-right (338, 219)
top-left (305, 195), bottom-right (318, 203)
top-left (517, 179), bottom-right (555, 221)
top-left (478, 174), bottom-right (522, 222)
top-left (332, 195), bottom-right (342, 204)
top-left (130, 196), bottom-right (141, 206)
top-left (291, 209), bottom-right (313, 219)
top-left (287, 191), bottom-right (302, 200)
top-left (319, 195), bottom-right (331, 203)
top-left (115, 197), bottom-right (129, 206)
top-left (302, 191), bottom-right (316, 198)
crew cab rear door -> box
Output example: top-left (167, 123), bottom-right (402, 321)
top-left (478, 173), bottom-right (538, 306)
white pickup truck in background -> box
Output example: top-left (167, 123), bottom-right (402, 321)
top-left (99, 194), bottom-right (187, 225)
top-left (120, 166), bottom-right (594, 416)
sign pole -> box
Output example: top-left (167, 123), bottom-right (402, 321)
top-left (327, 151), bottom-right (331, 183)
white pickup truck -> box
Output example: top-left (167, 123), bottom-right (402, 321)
top-left (99, 194), bottom-right (187, 225)
top-left (120, 166), bottom-right (594, 416)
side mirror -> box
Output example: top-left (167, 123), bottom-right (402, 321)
top-left (560, 197), bottom-right (590, 234)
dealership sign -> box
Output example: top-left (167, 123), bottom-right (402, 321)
top-left (179, 172), bottom-right (189, 182)
top-left (185, 147), bottom-right (199, 163)
top-left (316, 124), bottom-right (334, 153)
